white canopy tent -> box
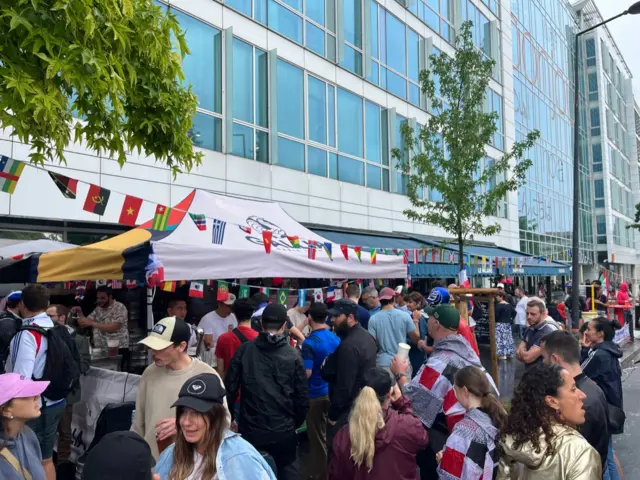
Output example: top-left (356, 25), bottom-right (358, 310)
top-left (0, 239), bottom-right (76, 268)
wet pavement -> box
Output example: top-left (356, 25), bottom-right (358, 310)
top-left (614, 359), bottom-right (640, 478)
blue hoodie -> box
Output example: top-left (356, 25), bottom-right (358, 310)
top-left (581, 340), bottom-right (623, 408)
top-left (0, 426), bottom-right (45, 480)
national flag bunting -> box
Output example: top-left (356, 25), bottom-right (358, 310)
top-left (217, 281), bottom-right (230, 301)
top-left (189, 213), bottom-right (207, 231)
top-left (354, 246), bottom-right (362, 262)
top-left (145, 248), bottom-right (165, 287)
top-left (239, 225), bottom-right (252, 234)
top-left (370, 248), bottom-right (377, 265)
top-left (189, 281), bottom-right (205, 298)
top-left (403, 249), bottom-right (409, 265)
top-left (340, 244), bottom-right (349, 260)
top-left (297, 289), bottom-right (306, 307)
top-left (308, 240), bottom-right (317, 260)
top-left (212, 219), bottom-right (227, 245)
top-left (162, 281), bottom-right (176, 293)
top-left (0, 157), bottom-right (25, 194)
top-left (432, 248), bottom-right (437, 262)
top-left (323, 242), bottom-right (333, 261)
top-left (153, 204), bottom-right (172, 231)
top-left (286, 235), bottom-right (300, 248)
top-left (83, 184), bottom-right (111, 215)
top-left (259, 287), bottom-right (270, 295)
top-left (48, 171), bottom-right (78, 199)
top-left (262, 231), bottom-right (273, 253)
top-left (125, 280), bottom-right (138, 289)
top-left (239, 285), bottom-right (250, 298)
top-left (119, 195), bottom-right (143, 226)
top-left (111, 280), bottom-right (123, 290)
top-left (326, 287), bottom-right (336, 302)
top-left (413, 249), bottom-right (420, 264)
top-left (278, 289), bottom-right (288, 306)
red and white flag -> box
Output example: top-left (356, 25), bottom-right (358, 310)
top-left (189, 281), bottom-right (205, 298)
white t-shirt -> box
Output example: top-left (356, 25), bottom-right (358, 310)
top-left (515, 296), bottom-right (529, 326)
top-left (198, 311), bottom-right (237, 366)
top-left (287, 308), bottom-right (309, 335)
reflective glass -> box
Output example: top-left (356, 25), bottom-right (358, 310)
top-left (409, 84), bottom-right (420, 106)
top-left (366, 63), bottom-right (380, 85)
top-left (256, 130), bottom-right (269, 163)
top-left (367, 164), bottom-right (382, 189)
top-left (191, 112), bottom-right (222, 152)
top-left (269, 0), bottom-right (303, 43)
top-left (344, 0), bottom-right (362, 47)
top-left (307, 0), bottom-right (325, 25)
top-left (408, 29), bottom-right (419, 82)
top-left (232, 123), bottom-right (254, 160)
top-left (385, 13), bottom-right (406, 75)
top-left (308, 146), bottom-right (327, 176)
top-left (341, 45), bottom-right (363, 75)
top-left (371, 1), bottom-right (379, 59)
top-left (329, 153), bottom-right (338, 179)
top-left (255, 49), bottom-right (268, 128)
top-left (175, 11), bottom-right (222, 114)
top-left (277, 60), bottom-right (304, 138)
top-left (233, 39), bottom-right (253, 123)
top-left (386, 69), bottom-right (407, 99)
top-left (255, 0), bottom-right (268, 23)
top-left (328, 85), bottom-right (336, 147)
top-left (306, 21), bottom-right (325, 56)
top-left (337, 89), bottom-right (364, 158)
top-left (308, 76), bottom-right (327, 144)
top-left (276, 137), bottom-right (305, 171)
top-left (338, 155), bottom-right (364, 185)
top-left (365, 101), bottom-right (381, 163)
top-left (227, 0), bottom-right (251, 16)
top-left (280, 0), bottom-right (302, 12)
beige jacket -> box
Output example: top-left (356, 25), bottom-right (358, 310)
top-left (497, 424), bottom-right (601, 480)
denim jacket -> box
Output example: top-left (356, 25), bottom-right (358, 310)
top-left (155, 430), bottom-right (276, 480)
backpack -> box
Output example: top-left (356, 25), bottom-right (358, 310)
top-left (232, 328), bottom-right (250, 344)
top-left (23, 324), bottom-right (81, 402)
top-left (0, 311), bottom-right (22, 370)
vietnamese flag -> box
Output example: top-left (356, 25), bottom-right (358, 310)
top-left (262, 231), bottom-right (273, 254)
top-left (118, 195), bottom-right (143, 226)
top-left (83, 184), bottom-right (111, 215)
top-left (340, 244), bottom-right (349, 260)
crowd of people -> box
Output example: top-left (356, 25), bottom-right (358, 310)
top-left (0, 279), bottom-right (629, 479)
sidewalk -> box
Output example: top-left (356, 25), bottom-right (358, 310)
top-left (620, 330), bottom-right (640, 369)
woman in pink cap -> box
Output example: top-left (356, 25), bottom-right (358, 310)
top-left (0, 373), bottom-right (49, 480)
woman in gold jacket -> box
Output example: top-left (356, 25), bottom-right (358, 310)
top-left (498, 363), bottom-right (601, 480)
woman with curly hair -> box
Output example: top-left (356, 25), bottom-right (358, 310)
top-left (497, 363), bottom-right (601, 480)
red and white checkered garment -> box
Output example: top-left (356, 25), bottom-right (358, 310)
top-left (437, 409), bottom-right (499, 480)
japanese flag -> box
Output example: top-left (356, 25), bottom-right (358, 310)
top-left (189, 281), bottom-right (205, 298)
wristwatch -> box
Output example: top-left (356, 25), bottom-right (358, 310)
top-left (394, 372), bottom-right (406, 382)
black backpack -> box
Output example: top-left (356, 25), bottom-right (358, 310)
top-left (0, 311), bottom-right (22, 371)
top-left (22, 324), bottom-right (81, 402)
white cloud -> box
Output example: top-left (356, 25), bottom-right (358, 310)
top-left (592, 0), bottom-right (640, 102)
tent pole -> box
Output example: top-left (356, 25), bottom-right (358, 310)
top-left (146, 287), bottom-right (155, 364)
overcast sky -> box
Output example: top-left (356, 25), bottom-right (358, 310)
top-left (592, 0), bottom-right (640, 102)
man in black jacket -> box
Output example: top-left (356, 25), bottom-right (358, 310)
top-left (321, 298), bottom-right (377, 453)
top-left (225, 303), bottom-right (309, 480)
top-left (541, 330), bottom-right (609, 470)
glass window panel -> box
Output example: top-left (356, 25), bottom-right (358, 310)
top-left (232, 123), bottom-right (254, 160)
top-left (366, 62), bottom-right (380, 85)
top-left (276, 137), bottom-right (305, 171)
top-left (386, 69), bottom-right (407, 99)
top-left (382, 169), bottom-right (389, 191)
top-left (269, 0), bottom-right (303, 43)
top-left (306, 21), bottom-right (325, 56)
top-left (344, 0), bottom-right (362, 48)
top-left (371, 1), bottom-right (379, 60)
top-left (308, 146), bottom-right (328, 176)
top-left (338, 155), bottom-right (365, 185)
top-left (191, 112), bottom-right (222, 152)
top-left (340, 44), bottom-right (363, 75)
top-left (227, 0), bottom-right (251, 16)
top-left (255, 48), bottom-right (268, 128)
top-left (367, 164), bottom-right (382, 189)
top-left (327, 34), bottom-right (336, 61)
top-left (256, 130), bottom-right (269, 163)
top-left (326, 0), bottom-right (336, 32)
top-left (385, 13), bottom-right (406, 75)
top-left (424, 5), bottom-right (440, 33)
top-left (338, 88), bottom-right (364, 157)
top-left (233, 39), bottom-right (253, 123)
top-left (409, 84), bottom-right (420, 106)
top-left (365, 101), bottom-right (381, 163)
top-left (307, 0), bottom-right (325, 25)
top-left (256, 0), bottom-right (267, 24)
top-left (308, 76), bottom-right (327, 144)
top-left (329, 152), bottom-right (338, 179)
top-left (328, 85), bottom-right (336, 147)
top-left (408, 28), bottom-right (419, 82)
top-left (280, 0), bottom-right (302, 13)
top-left (277, 60), bottom-right (304, 138)
top-left (175, 11), bottom-right (221, 114)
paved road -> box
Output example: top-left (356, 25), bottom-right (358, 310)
top-left (614, 362), bottom-right (640, 478)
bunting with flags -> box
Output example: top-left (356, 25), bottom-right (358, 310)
top-left (340, 244), bottom-right (349, 260)
top-left (354, 246), bottom-right (362, 262)
top-left (287, 235), bottom-right (300, 248)
top-left (189, 213), bottom-right (207, 231)
top-left (308, 240), bottom-right (317, 260)
top-left (323, 242), bottom-right (333, 261)
top-left (0, 157), bottom-right (25, 194)
top-left (48, 171), bottom-right (78, 199)
top-left (262, 231), bottom-right (273, 254)
top-left (370, 248), bottom-right (377, 265)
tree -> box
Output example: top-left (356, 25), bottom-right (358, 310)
top-left (394, 21), bottom-right (540, 271)
top-left (0, 0), bottom-right (202, 175)
top-left (628, 203), bottom-right (640, 231)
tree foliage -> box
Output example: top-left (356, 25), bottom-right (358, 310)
top-left (394, 21), bottom-right (540, 269)
top-left (0, 0), bottom-right (202, 174)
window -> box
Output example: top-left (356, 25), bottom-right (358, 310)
top-left (590, 108), bottom-right (600, 137)
top-left (486, 89), bottom-right (504, 150)
top-left (306, 76), bottom-right (337, 177)
top-left (276, 60), bottom-right (305, 171)
top-left (231, 38), bottom-right (269, 162)
top-left (585, 38), bottom-right (596, 67)
top-left (594, 179), bottom-right (604, 208)
top-left (588, 73), bottom-right (598, 101)
top-left (337, 88), bottom-right (363, 158)
top-left (174, 10), bottom-right (223, 151)
top-left (395, 0), bottom-right (454, 42)
top-left (592, 143), bottom-right (602, 173)
top-left (596, 215), bottom-right (607, 244)
top-left (463, 0), bottom-right (498, 81)
top-left (341, 0), bottom-right (363, 75)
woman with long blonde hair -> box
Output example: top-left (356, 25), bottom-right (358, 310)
top-left (329, 367), bottom-right (428, 479)
top-left (155, 374), bottom-right (275, 480)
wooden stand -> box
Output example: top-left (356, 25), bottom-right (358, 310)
top-left (449, 287), bottom-right (500, 389)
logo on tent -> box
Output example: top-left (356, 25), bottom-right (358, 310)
top-left (241, 216), bottom-right (318, 252)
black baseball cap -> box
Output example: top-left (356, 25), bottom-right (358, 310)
top-left (139, 316), bottom-right (192, 350)
top-left (171, 373), bottom-right (227, 413)
top-left (364, 367), bottom-right (393, 397)
top-left (83, 431), bottom-right (155, 480)
top-left (307, 302), bottom-right (329, 322)
top-left (261, 303), bottom-right (288, 326)
top-left (328, 298), bottom-right (359, 317)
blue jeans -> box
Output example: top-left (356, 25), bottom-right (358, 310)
top-left (603, 438), bottom-right (621, 480)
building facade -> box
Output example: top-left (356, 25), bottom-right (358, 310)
top-left (0, 0), bottom-right (636, 284)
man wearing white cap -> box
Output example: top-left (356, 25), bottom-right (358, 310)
top-left (131, 316), bottom-right (229, 459)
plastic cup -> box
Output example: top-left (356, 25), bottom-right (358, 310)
top-left (397, 342), bottom-right (411, 361)
top-left (107, 338), bottom-right (119, 357)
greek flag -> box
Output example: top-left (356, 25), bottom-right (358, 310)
top-left (212, 219), bottom-right (226, 244)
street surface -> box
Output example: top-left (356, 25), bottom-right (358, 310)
top-left (616, 361), bottom-right (640, 478)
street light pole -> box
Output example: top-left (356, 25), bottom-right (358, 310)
top-left (570, 1), bottom-right (640, 331)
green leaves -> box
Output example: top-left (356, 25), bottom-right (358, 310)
top-left (0, 0), bottom-right (202, 173)
top-left (394, 21), bottom-right (540, 266)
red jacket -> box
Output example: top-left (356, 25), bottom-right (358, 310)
top-left (329, 397), bottom-right (428, 480)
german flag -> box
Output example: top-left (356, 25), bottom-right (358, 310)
top-left (49, 172), bottom-right (78, 199)
top-left (83, 184), bottom-right (111, 215)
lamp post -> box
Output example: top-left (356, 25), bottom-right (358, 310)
top-left (571, 1), bottom-right (640, 330)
